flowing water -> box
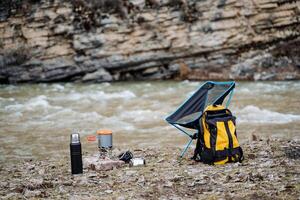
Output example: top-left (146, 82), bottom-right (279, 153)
top-left (0, 81), bottom-right (300, 163)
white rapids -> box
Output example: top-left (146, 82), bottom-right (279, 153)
top-left (0, 81), bottom-right (299, 161)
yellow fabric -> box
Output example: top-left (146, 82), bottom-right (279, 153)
top-left (214, 120), bottom-right (239, 165)
top-left (228, 120), bottom-right (239, 148)
top-left (204, 105), bottom-right (225, 112)
top-left (214, 158), bottom-right (228, 165)
top-left (215, 122), bottom-right (229, 151)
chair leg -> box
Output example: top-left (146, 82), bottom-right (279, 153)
top-left (180, 138), bottom-right (193, 158)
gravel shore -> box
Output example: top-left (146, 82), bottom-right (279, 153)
top-left (0, 139), bottom-right (299, 199)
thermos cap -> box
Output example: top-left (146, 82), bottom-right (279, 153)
top-left (97, 129), bottom-right (112, 135)
top-left (71, 133), bottom-right (80, 143)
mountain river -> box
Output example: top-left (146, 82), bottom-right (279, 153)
top-left (0, 81), bottom-right (299, 163)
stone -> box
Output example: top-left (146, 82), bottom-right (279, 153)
top-left (82, 68), bottom-right (113, 82)
top-left (139, 13), bottom-right (155, 21)
top-left (84, 156), bottom-right (125, 171)
top-left (75, 176), bottom-right (89, 186)
top-left (56, 7), bottom-right (73, 15)
top-left (101, 16), bottom-right (119, 25)
top-left (42, 58), bottom-right (75, 70)
top-left (142, 67), bottom-right (160, 75)
top-left (53, 24), bottom-right (73, 35)
top-left (164, 181), bottom-right (173, 187)
top-left (45, 44), bottom-right (72, 57)
top-left (116, 196), bottom-right (126, 200)
top-left (24, 189), bottom-right (42, 198)
top-left (58, 185), bottom-right (66, 194)
top-left (73, 34), bottom-right (105, 50)
top-left (105, 189), bottom-right (113, 194)
top-left (254, 72), bottom-right (276, 81)
top-left (21, 27), bottom-right (49, 39)
top-left (130, 0), bottom-right (146, 8)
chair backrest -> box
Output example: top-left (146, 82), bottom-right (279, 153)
top-left (165, 81), bottom-right (235, 129)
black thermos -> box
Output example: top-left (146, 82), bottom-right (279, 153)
top-left (70, 133), bottom-right (83, 174)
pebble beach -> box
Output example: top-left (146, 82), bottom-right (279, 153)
top-left (1, 138), bottom-right (299, 199)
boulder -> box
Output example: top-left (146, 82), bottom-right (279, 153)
top-left (84, 156), bottom-right (125, 171)
top-left (82, 68), bottom-right (113, 82)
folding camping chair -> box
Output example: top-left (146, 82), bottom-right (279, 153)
top-left (165, 81), bottom-right (235, 158)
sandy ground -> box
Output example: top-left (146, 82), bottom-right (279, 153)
top-left (0, 138), bottom-right (299, 200)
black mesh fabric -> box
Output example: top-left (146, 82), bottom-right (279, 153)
top-left (166, 82), bottom-right (234, 129)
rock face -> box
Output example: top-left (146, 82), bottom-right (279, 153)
top-left (0, 0), bottom-right (300, 83)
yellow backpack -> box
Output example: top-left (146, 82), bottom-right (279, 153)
top-left (193, 105), bottom-right (244, 165)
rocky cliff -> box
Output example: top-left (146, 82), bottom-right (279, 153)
top-left (0, 0), bottom-right (300, 83)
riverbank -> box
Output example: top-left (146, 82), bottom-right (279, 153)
top-left (0, 138), bottom-right (299, 199)
top-left (1, 0), bottom-right (300, 83)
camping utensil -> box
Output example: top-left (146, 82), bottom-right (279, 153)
top-left (97, 129), bottom-right (113, 149)
top-left (118, 151), bottom-right (133, 163)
